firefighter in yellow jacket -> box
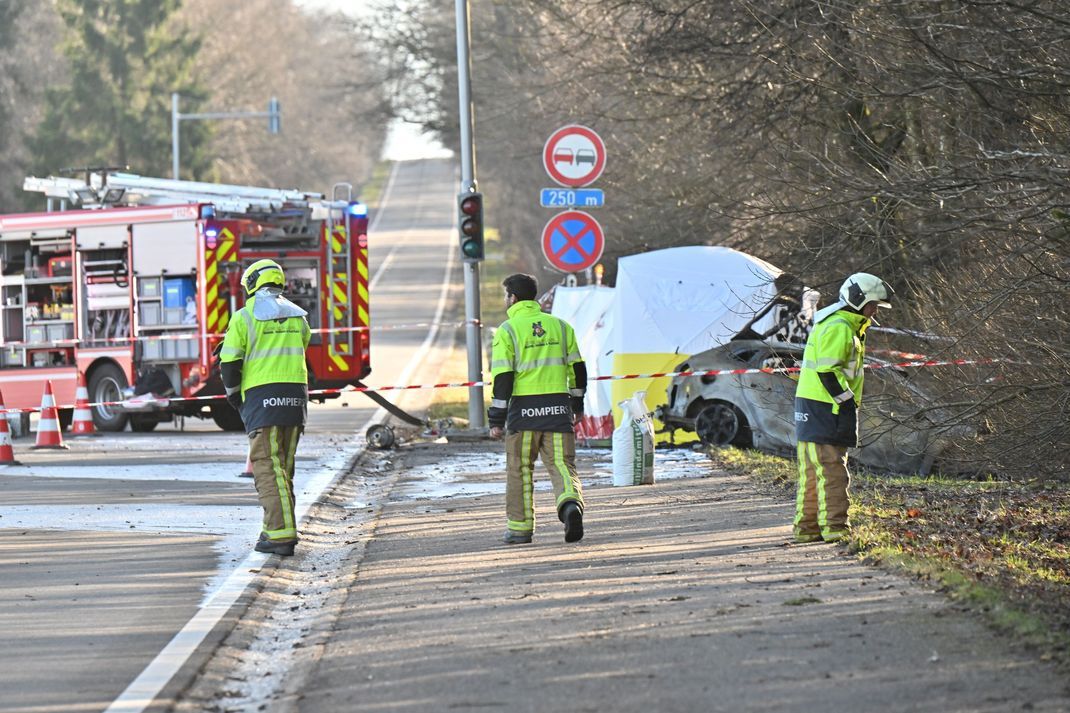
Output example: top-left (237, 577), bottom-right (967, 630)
top-left (794, 272), bottom-right (892, 543)
top-left (219, 259), bottom-right (311, 557)
top-left (489, 274), bottom-right (587, 545)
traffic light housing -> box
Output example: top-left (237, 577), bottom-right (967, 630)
top-left (458, 191), bottom-right (484, 262)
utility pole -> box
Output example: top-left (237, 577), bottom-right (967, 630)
top-left (171, 93), bottom-right (280, 180)
top-left (455, 0), bottom-right (485, 429)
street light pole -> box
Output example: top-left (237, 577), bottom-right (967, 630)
top-left (455, 0), bottom-right (485, 429)
top-left (170, 92), bottom-right (281, 180)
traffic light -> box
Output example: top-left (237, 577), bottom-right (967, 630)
top-left (458, 191), bottom-right (484, 262)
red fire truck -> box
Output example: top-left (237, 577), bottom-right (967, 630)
top-left (0, 172), bottom-right (370, 432)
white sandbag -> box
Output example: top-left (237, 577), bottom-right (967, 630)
top-left (612, 390), bottom-right (655, 486)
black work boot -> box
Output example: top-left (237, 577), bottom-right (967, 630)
top-left (559, 501), bottom-right (584, 543)
top-left (255, 533), bottom-right (297, 556)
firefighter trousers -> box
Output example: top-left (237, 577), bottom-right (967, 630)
top-left (505, 431), bottom-right (583, 534)
top-left (794, 441), bottom-right (850, 543)
top-left (250, 425), bottom-right (303, 542)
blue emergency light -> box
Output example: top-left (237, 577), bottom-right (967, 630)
top-left (347, 201), bottom-right (368, 217)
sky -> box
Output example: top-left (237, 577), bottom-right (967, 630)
top-left (383, 121), bottom-right (454, 162)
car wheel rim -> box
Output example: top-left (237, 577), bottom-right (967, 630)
top-left (696, 404), bottom-right (738, 446)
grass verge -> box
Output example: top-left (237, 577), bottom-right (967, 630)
top-left (706, 446), bottom-right (1070, 667)
top-left (360, 160), bottom-right (394, 209)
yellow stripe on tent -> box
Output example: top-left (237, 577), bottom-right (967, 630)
top-left (610, 352), bottom-right (699, 444)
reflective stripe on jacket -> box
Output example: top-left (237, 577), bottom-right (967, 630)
top-left (219, 293), bottom-right (311, 397)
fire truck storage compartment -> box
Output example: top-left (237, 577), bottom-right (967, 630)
top-left (137, 274), bottom-right (196, 327)
top-left (75, 225), bottom-right (128, 250)
top-left (2, 230), bottom-right (76, 365)
top-left (140, 336), bottom-right (198, 361)
top-left (30, 349), bottom-right (70, 367)
top-left (77, 245), bottom-right (131, 346)
top-left (132, 222), bottom-right (196, 276)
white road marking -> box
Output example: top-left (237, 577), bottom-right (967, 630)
top-left (104, 161), bottom-right (457, 713)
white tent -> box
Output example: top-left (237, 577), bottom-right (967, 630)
top-left (608, 246), bottom-right (790, 439)
top-left (611, 246), bottom-right (785, 356)
top-left (550, 285), bottom-right (615, 441)
top-left (552, 246), bottom-right (813, 442)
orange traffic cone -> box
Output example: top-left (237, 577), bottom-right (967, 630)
top-left (0, 390), bottom-right (21, 465)
top-left (239, 449), bottom-right (254, 478)
top-left (33, 380), bottom-right (69, 450)
top-left (70, 371), bottom-right (98, 437)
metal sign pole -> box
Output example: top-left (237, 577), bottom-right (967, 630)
top-left (170, 93), bottom-right (280, 181)
top-left (456, 0), bottom-right (485, 429)
top-left (171, 93), bottom-right (181, 180)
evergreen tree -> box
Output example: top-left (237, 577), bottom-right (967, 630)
top-left (0, 0), bottom-right (24, 189)
top-left (31, 0), bottom-right (210, 179)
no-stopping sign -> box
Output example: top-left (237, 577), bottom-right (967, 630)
top-left (543, 125), bottom-right (606, 188)
top-left (541, 210), bottom-right (605, 273)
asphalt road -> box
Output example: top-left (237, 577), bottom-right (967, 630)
top-left (0, 158), bottom-right (459, 713)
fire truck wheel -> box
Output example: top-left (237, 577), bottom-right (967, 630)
top-left (58, 408), bottom-right (73, 431)
top-left (210, 402), bottom-right (245, 432)
top-left (366, 424), bottom-right (396, 450)
top-left (88, 363), bottom-right (130, 432)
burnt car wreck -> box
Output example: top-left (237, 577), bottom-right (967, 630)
top-left (656, 339), bottom-right (962, 475)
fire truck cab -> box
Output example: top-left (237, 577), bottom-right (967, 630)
top-left (0, 172), bottom-right (371, 432)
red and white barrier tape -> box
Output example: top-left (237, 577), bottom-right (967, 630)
top-left (0, 357), bottom-right (1003, 416)
top-left (869, 348), bottom-right (931, 361)
top-left (1, 320), bottom-right (483, 350)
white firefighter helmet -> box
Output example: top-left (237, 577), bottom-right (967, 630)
top-left (242, 259), bottom-right (286, 295)
top-left (839, 272), bottom-right (892, 311)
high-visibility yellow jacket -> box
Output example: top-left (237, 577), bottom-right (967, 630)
top-left (219, 292), bottom-right (311, 431)
top-left (220, 295), bottom-right (310, 394)
top-left (794, 308), bottom-right (869, 446)
top-left (489, 300), bottom-right (584, 432)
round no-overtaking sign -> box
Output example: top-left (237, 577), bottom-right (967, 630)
top-left (543, 125), bottom-right (606, 188)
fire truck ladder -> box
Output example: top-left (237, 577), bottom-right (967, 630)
top-left (23, 172), bottom-right (325, 214)
top-left (326, 183), bottom-right (354, 360)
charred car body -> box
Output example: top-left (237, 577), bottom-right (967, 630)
top-left (656, 339), bottom-right (959, 475)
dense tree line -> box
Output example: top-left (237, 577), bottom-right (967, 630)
top-left (373, 0), bottom-right (1069, 479)
top-left (32, 0), bottom-right (211, 180)
top-left (0, 0), bottom-right (386, 210)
